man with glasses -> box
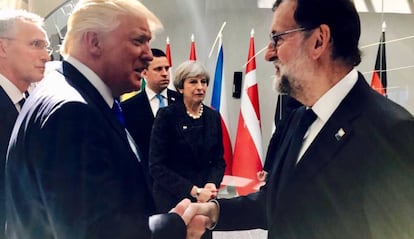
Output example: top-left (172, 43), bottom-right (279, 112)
top-left (0, 9), bottom-right (49, 238)
top-left (181, 0), bottom-right (414, 238)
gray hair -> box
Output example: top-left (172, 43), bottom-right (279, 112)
top-left (0, 8), bottom-right (44, 37)
top-left (60, 0), bottom-right (163, 56)
top-left (173, 60), bottom-right (210, 91)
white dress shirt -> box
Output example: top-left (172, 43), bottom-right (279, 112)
top-left (297, 69), bottom-right (358, 162)
top-left (145, 87), bottom-right (167, 117)
top-left (0, 73), bottom-right (27, 112)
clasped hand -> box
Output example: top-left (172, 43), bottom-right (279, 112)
top-left (170, 199), bottom-right (218, 239)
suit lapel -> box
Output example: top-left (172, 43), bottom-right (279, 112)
top-left (0, 86), bottom-right (18, 126)
top-left (292, 75), bottom-right (368, 182)
top-left (167, 89), bottom-right (180, 105)
top-left (60, 61), bottom-right (131, 149)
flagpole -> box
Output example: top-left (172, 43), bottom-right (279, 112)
top-left (208, 21), bottom-right (227, 58)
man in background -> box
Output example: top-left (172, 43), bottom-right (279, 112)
top-left (0, 9), bottom-right (49, 238)
top-left (122, 48), bottom-right (180, 188)
top-left (5, 0), bottom-right (204, 238)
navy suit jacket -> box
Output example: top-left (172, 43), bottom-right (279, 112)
top-left (6, 61), bottom-right (185, 239)
top-left (121, 88), bottom-right (180, 187)
top-left (149, 102), bottom-right (226, 213)
top-left (215, 73), bottom-right (414, 239)
top-left (0, 86), bottom-right (19, 239)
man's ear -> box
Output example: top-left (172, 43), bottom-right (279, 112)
top-left (84, 31), bottom-right (102, 56)
top-left (310, 24), bottom-right (331, 59)
top-left (0, 39), bottom-right (8, 57)
top-left (141, 69), bottom-right (148, 78)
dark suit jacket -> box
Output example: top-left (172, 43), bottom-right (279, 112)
top-left (215, 73), bottom-right (414, 239)
top-left (5, 61), bottom-right (185, 239)
top-left (0, 86), bottom-right (18, 239)
top-left (264, 94), bottom-right (302, 172)
top-left (149, 102), bottom-right (226, 213)
top-left (121, 88), bottom-right (180, 188)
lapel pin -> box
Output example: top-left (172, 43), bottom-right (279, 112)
top-left (183, 125), bottom-right (187, 130)
top-left (171, 97), bottom-right (175, 101)
top-left (335, 128), bottom-right (345, 141)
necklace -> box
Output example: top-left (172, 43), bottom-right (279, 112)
top-left (186, 104), bottom-right (204, 119)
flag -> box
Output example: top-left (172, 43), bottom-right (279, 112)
top-left (232, 29), bottom-right (263, 195)
top-left (370, 22), bottom-right (387, 96)
top-left (165, 37), bottom-right (176, 91)
top-left (211, 34), bottom-right (233, 175)
top-left (189, 34), bottom-right (197, 61)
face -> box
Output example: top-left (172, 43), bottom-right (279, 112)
top-left (0, 19), bottom-right (50, 90)
top-left (179, 76), bottom-right (207, 105)
top-left (100, 14), bottom-right (153, 97)
top-left (142, 56), bottom-right (170, 93)
top-left (265, 1), bottom-right (311, 99)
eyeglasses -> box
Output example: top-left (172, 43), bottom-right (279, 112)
top-left (0, 37), bottom-right (53, 55)
top-left (269, 27), bottom-right (309, 48)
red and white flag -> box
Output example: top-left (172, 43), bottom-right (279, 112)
top-left (189, 34), bottom-right (197, 61)
top-left (211, 34), bottom-right (233, 175)
top-left (232, 29), bottom-right (263, 195)
top-left (165, 37), bottom-right (176, 91)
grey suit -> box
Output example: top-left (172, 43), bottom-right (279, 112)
top-left (215, 73), bottom-right (414, 239)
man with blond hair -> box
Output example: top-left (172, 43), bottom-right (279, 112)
top-left (5, 1), bottom-right (206, 239)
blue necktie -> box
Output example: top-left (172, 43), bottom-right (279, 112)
top-left (156, 93), bottom-right (165, 109)
top-left (112, 98), bottom-right (125, 127)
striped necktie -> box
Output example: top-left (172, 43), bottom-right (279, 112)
top-left (112, 98), bottom-right (125, 127)
top-left (18, 91), bottom-right (29, 108)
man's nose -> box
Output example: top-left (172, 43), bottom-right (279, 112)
top-left (264, 41), bottom-right (277, 62)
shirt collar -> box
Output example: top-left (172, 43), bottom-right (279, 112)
top-left (66, 56), bottom-right (114, 108)
top-left (0, 73), bottom-right (25, 105)
top-left (312, 68), bottom-right (358, 123)
top-left (145, 86), bottom-right (167, 100)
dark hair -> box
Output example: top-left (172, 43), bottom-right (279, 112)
top-left (273, 0), bottom-right (361, 66)
top-left (151, 48), bottom-right (166, 57)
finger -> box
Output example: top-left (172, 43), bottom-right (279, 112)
top-left (181, 203), bottom-right (201, 225)
top-left (170, 198), bottom-right (191, 215)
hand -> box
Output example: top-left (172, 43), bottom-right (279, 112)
top-left (204, 183), bottom-right (218, 199)
top-left (257, 170), bottom-right (268, 182)
top-left (170, 199), bottom-right (209, 239)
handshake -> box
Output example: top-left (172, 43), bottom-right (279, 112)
top-left (149, 183), bottom-right (220, 239)
top-left (171, 198), bottom-right (219, 239)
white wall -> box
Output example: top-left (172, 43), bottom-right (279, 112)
top-left (140, 0), bottom-right (414, 153)
top-left (19, 0), bottom-right (414, 156)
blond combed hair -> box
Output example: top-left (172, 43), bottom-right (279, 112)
top-left (60, 0), bottom-right (162, 57)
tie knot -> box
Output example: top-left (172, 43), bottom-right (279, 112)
top-left (156, 93), bottom-right (165, 108)
top-left (18, 91), bottom-right (29, 108)
top-left (300, 109), bottom-right (317, 129)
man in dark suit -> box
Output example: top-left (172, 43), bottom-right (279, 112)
top-left (0, 9), bottom-right (49, 238)
top-left (5, 1), bottom-right (205, 239)
top-left (122, 48), bottom-right (180, 188)
top-left (184, 0), bottom-right (414, 238)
